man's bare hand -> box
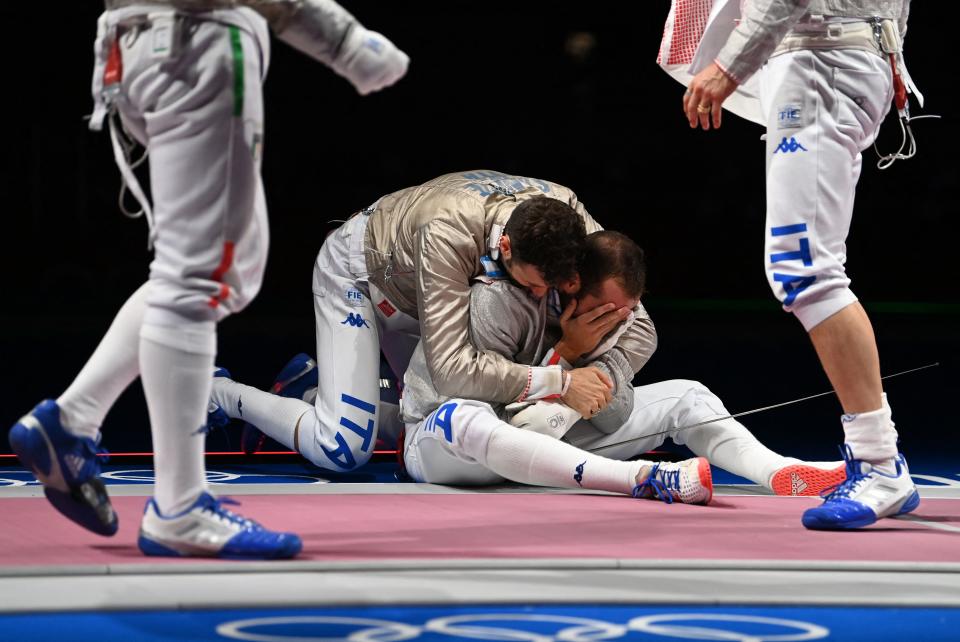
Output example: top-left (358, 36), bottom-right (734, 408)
top-left (555, 299), bottom-right (630, 363)
top-left (683, 62), bottom-right (738, 130)
top-left (561, 366), bottom-right (613, 418)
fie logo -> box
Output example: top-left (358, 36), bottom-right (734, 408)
top-left (777, 103), bottom-right (802, 129)
top-left (345, 288), bottom-right (364, 307)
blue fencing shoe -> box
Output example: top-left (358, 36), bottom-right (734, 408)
top-left (241, 353), bottom-right (317, 454)
top-left (138, 492), bottom-right (302, 559)
top-left (8, 399), bottom-right (117, 536)
top-left (802, 445), bottom-right (920, 530)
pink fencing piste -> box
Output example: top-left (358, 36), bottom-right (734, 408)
top-left (2, 494), bottom-right (958, 566)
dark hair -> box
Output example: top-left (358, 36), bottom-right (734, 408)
top-left (504, 196), bottom-right (587, 284)
top-left (578, 230), bottom-right (646, 299)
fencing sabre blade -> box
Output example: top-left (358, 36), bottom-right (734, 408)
top-left (588, 362), bottom-right (939, 455)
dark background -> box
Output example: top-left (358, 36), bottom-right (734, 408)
top-left (0, 3), bottom-right (956, 464)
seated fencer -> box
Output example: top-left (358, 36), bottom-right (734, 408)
top-left (397, 231), bottom-right (845, 501)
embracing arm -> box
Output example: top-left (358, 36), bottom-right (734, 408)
top-left (416, 220), bottom-right (564, 404)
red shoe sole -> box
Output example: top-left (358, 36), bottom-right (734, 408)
top-left (771, 464), bottom-right (846, 496)
top-left (697, 456), bottom-right (713, 504)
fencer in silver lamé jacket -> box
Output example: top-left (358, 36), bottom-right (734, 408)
top-left (362, 171), bottom-right (658, 405)
top-left (716, 0), bottom-right (911, 83)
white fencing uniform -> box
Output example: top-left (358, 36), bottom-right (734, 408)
top-left (760, 27), bottom-right (894, 330)
top-left (403, 280), bottom-right (819, 490)
top-left (305, 212), bottom-right (410, 469)
top-left (54, 0), bottom-right (407, 516)
top-left (658, 0), bottom-right (914, 329)
top-left (92, 8), bottom-right (271, 323)
top-left (655, 3), bottom-right (918, 518)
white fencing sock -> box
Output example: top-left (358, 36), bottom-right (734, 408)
top-left (468, 408), bottom-right (643, 494)
top-left (140, 314), bottom-right (215, 516)
top-left (56, 284), bottom-right (149, 439)
top-left (679, 417), bottom-right (800, 488)
top-left (211, 377), bottom-right (310, 452)
top-left (842, 393), bottom-right (899, 473)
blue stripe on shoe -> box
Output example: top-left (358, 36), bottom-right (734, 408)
top-left (801, 498), bottom-right (878, 530)
top-left (137, 535), bottom-right (186, 557)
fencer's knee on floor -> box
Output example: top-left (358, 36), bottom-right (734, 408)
top-left (296, 407), bottom-right (377, 472)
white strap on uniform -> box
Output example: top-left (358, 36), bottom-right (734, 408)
top-left (108, 114), bottom-right (156, 249)
top-left (89, 14), bottom-right (113, 133)
top-left (895, 51), bottom-right (923, 107)
top-left (89, 11), bottom-right (157, 248)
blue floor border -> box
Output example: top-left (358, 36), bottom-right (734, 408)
top-left (2, 604), bottom-right (958, 642)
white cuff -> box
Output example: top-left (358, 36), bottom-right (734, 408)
top-left (519, 365), bottom-right (564, 402)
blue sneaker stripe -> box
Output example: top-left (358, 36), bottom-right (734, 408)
top-left (137, 535), bottom-right (186, 557)
top-left (897, 490), bottom-right (921, 515)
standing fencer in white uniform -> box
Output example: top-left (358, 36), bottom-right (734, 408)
top-left (402, 231), bottom-right (845, 501)
top-left (679, 0), bottom-right (919, 529)
top-left (8, 0), bottom-right (408, 558)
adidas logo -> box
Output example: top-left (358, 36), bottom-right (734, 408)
top-left (791, 472), bottom-right (808, 495)
top-left (64, 453), bottom-right (86, 478)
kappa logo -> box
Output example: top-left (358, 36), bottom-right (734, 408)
top-left (791, 472), bottom-right (808, 495)
top-left (341, 313), bottom-right (371, 328)
top-left (574, 461), bottom-right (585, 487)
top-left (774, 136), bottom-right (807, 154)
top-left (238, 396), bottom-right (243, 417)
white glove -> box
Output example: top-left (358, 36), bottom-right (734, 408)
top-left (332, 25), bottom-right (409, 95)
top-left (509, 401), bottom-right (582, 440)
